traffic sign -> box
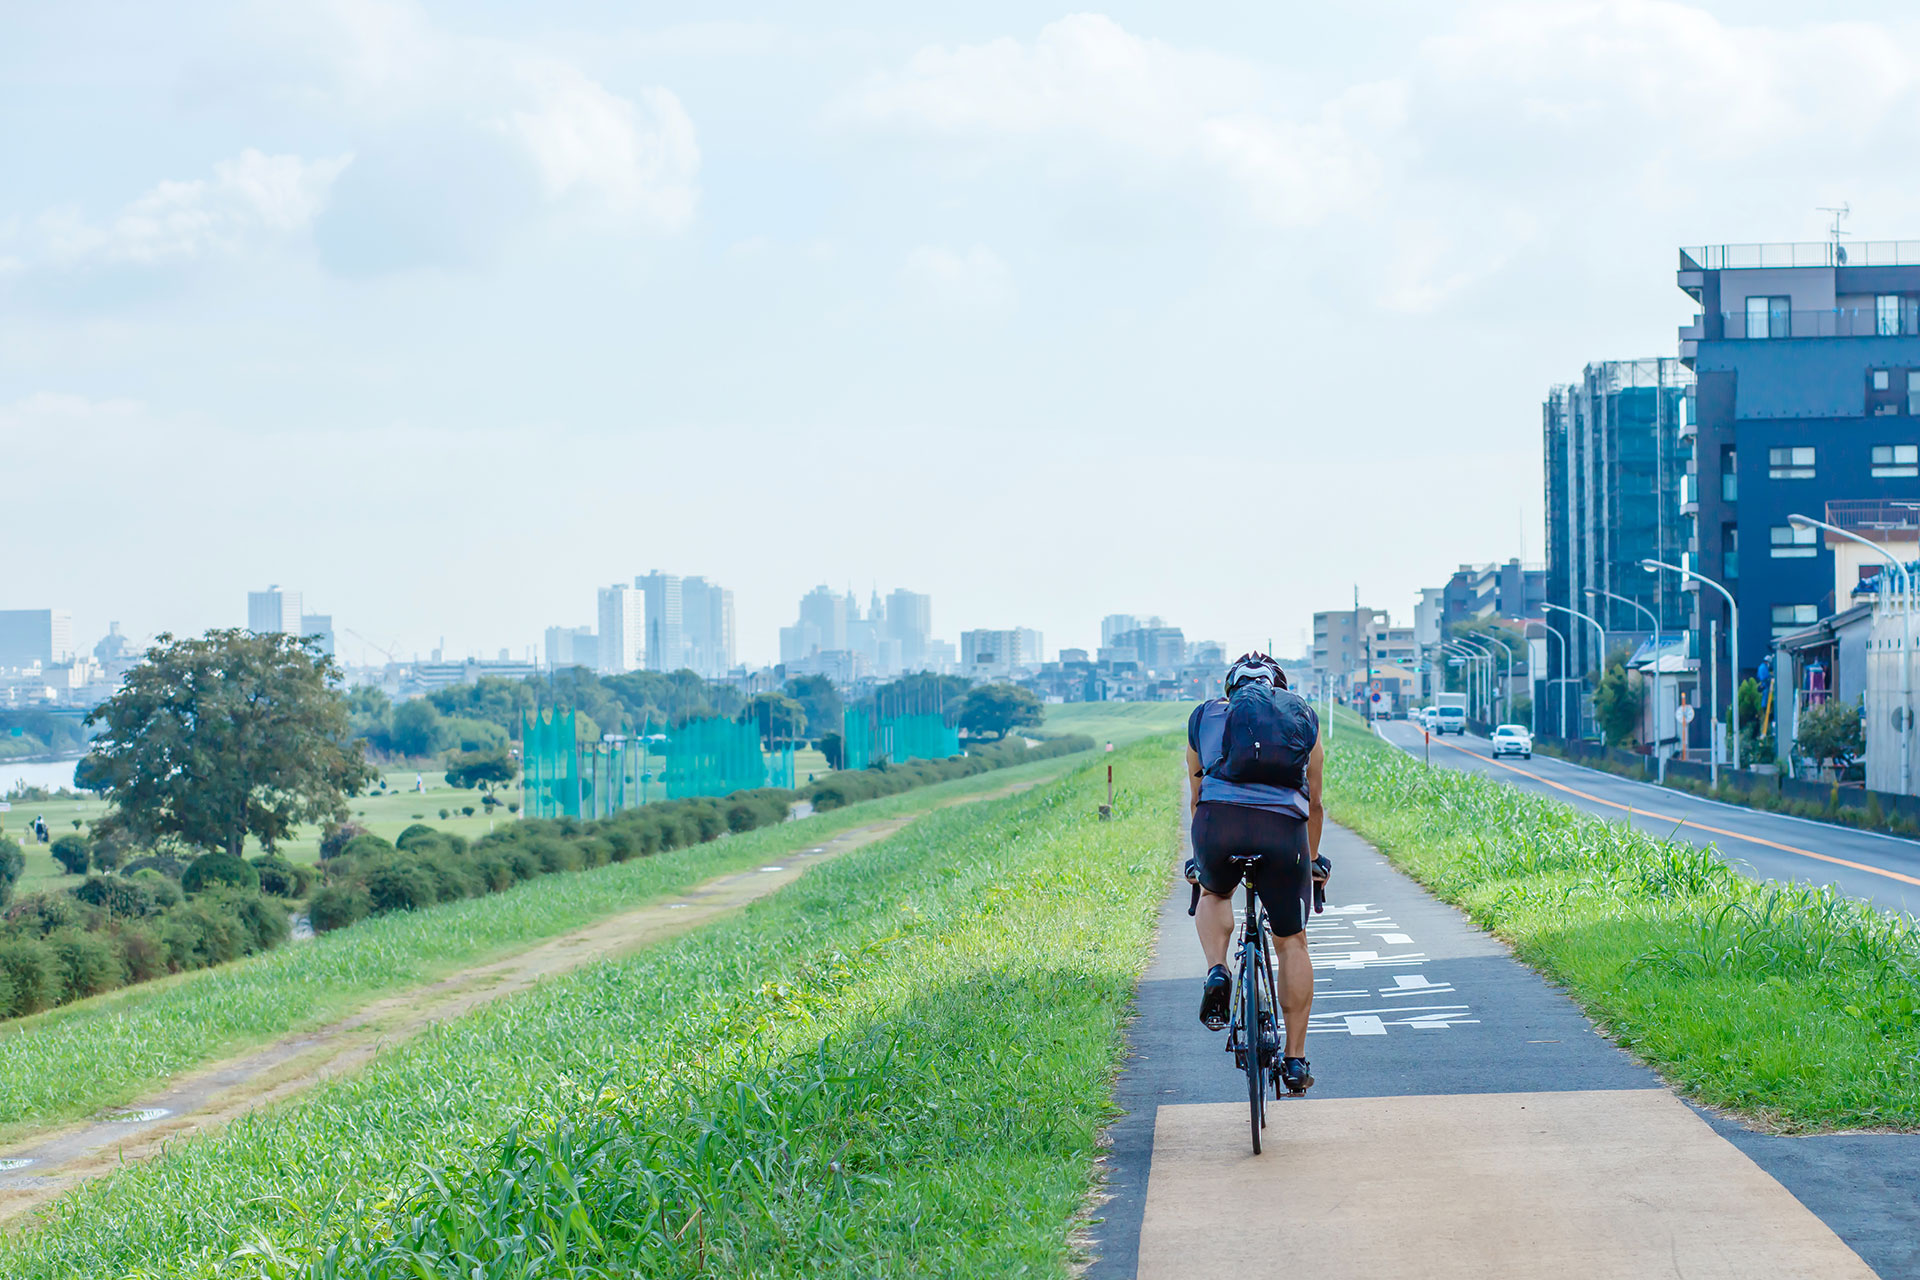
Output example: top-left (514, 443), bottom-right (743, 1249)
top-left (1676, 705), bottom-right (1695, 724)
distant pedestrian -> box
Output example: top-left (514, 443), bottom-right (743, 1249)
top-left (31, 815), bottom-right (48, 844)
top-left (415, 773), bottom-right (424, 792)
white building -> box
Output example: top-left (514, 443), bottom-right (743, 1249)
top-left (0, 609), bottom-right (74, 670)
top-left (636, 571), bottom-right (683, 672)
top-left (247, 587), bottom-right (301, 635)
top-left (596, 585), bottom-right (645, 675)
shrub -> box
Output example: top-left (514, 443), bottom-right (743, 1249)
top-left (223, 892), bottom-right (292, 951)
top-left (158, 900), bottom-right (251, 969)
top-left (116, 925), bottom-right (169, 984)
top-left (461, 806), bottom-right (475, 817)
top-left (123, 854), bottom-right (189, 881)
top-left (72, 875), bottom-right (159, 919)
top-left (319, 822), bottom-right (370, 861)
top-left (0, 837), bottom-right (22, 909)
top-left (88, 831), bottom-right (134, 873)
top-left (339, 834), bottom-right (397, 860)
top-left (439, 809), bottom-right (450, 820)
top-left (307, 883), bottom-right (372, 933)
top-left (362, 860), bottom-right (438, 914)
top-left (45, 929), bottom-right (125, 1002)
top-left (182, 853), bottom-right (259, 895)
top-left (0, 938), bottom-right (57, 1016)
top-left (251, 855), bottom-right (316, 899)
top-left (5, 892), bottom-right (95, 938)
top-left (129, 869), bottom-right (182, 910)
top-left (50, 834), bottom-right (91, 876)
top-left (395, 823), bottom-right (439, 848)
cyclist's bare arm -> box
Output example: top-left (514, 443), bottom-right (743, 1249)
top-left (1186, 745), bottom-right (1204, 812)
top-left (1306, 739), bottom-right (1326, 864)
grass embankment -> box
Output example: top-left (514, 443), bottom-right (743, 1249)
top-left (1035, 701), bottom-right (1191, 747)
top-left (0, 736), bottom-right (1182, 1279)
top-left (0, 751), bottom-right (1085, 1143)
top-left (1330, 724), bottom-right (1920, 1131)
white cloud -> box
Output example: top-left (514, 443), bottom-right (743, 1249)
top-left (502, 63), bottom-right (698, 230)
top-left (901, 245), bottom-right (1015, 309)
top-left (838, 14), bottom-right (1388, 227)
top-left (38, 150), bottom-right (352, 266)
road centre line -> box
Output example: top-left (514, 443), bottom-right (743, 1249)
top-left (1418, 732), bottom-right (1920, 890)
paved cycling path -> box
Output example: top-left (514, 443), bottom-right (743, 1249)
top-left (1087, 817), bottom-right (1917, 1278)
top-left (1376, 720), bottom-right (1920, 915)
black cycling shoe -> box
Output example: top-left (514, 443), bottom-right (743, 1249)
top-left (1281, 1056), bottom-right (1314, 1095)
top-left (1198, 964), bottom-right (1232, 1030)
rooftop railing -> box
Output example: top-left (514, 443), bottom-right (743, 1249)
top-left (1682, 241), bottom-right (1920, 270)
top-left (1697, 307), bottom-right (1915, 340)
top-left (1826, 499), bottom-right (1920, 532)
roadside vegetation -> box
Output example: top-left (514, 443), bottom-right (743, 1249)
top-left (0, 736), bottom-right (1180, 1279)
top-left (1034, 699), bottom-right (1191, 746)
top-left (0, 747), bottom-right (1089, 1144)
top-left (1331, 721), bottom-right (1920, 1130)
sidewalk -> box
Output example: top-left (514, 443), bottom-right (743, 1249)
top-left (1087, 821), bottom-right (1897, 1278)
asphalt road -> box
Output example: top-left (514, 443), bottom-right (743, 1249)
top-left (1087, 818), bottom-right (1920, 1278)
top-left (1373, 720), bottom-right (1920, 916)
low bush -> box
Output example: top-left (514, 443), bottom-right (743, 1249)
top-left (72, 876), bottom-right (159, 919)
top-left (318, 821), bottom-right (370, 861)
top-left (307, 883), bottom-right (372, 933)
top-left (181, 853), bottom-right (258, 895)
top-left (0, 839), bottom-right (24, 910)
top-left (249, 855), bottom-right (316, 899)
top-left (49, 835), bottom-right (90, 877)
top-left (338, 834), bottom-right (396, 860)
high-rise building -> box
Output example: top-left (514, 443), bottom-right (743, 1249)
top-left (0, 609), bottom-right (74, 670)
top-left (1543, 359), bottom-right (1692, 694)
top-left (635, 571), bottom-right (684, 672)
top-left (300, 614), bottom-right (335, 656)
top-left (1311, 608), bottom-right (1387, 678)
top-left (544, 625), bottom-right (597, 670)
top-left (1111, 625), bottom-right (1186, 671)
top-left (596, 585), bottom-right (645, 674)
top-left (886, 589), bottom-right (933, 667)
top-left (782, 585), bottom-right (849, 663)
top-left (680, 576), bottom-right (736, 676)
top-left (247, 586), bottom-right (302, 635)
top-left (1677, 242), bottom-right (1920, 697)
top-left (960, 628), bottom-right (1042, 676)
top-left (1101, 614), bottom-right (1141, 648)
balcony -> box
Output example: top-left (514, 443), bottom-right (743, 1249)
top-left (1707, 307), bottom-right (1912, 340)
top-left (1681, 241), bottom-right (1920, 270)
top-left (1679, 473), bottom-right (1699, 515)
top-left (1825, 499), bottom-right (1920, 533)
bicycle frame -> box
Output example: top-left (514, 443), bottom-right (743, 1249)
top-left (1225, 870), bottom-right (1280, 1151)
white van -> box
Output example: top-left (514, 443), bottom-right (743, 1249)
top-left (1432, 706), bottom-right (1466, 736)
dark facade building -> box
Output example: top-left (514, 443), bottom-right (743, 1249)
top-left (1678, 241), bottom-right (1920, 707)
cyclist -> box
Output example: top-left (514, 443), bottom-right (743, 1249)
top-left (1188, 653), bottom-right (1328, 1094)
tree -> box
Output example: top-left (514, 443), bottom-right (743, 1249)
top-left (50, 834), bottom-right (90, 876)
top-left (749, 693), bottom-right (807, 748)
top-left (1797, 698), bottom-right (1864, 778)
top-left (956, 684), bottom-right (1043, 740)
top-left (389, 699), bottom-right (444, 757)
top-left (784, 676), bottom-right (843, 744)
top-left (1591, 655), bottom-right (1643, 747)
top-left (82, 629), bottom-right (375, 857)
top-left (445, 749), bottom-right (518, 789)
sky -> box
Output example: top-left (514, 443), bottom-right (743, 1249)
top-left (8, 0), bottom-right (1920, 668)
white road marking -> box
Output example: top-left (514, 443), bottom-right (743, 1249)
top-left (1378, 932), bottom-right (1415, 945)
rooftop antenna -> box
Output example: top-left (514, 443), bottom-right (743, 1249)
top-left (1818, 203), bottom-right (1851, 262)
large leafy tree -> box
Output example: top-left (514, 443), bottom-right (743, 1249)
top-left (1591, 651), bottom-right (1644, 747)
top-left (1797, 698), bottom-right (1864, 778)
top-left (83, 630), bottom-right (375, 857)
top-left (956, 683), bottom-right (1043, 740)
top-left (783, 675), bottom-right (844, 744)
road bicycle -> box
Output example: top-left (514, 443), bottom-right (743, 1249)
top-left (1189, 856), bottom-right (1325, 1154)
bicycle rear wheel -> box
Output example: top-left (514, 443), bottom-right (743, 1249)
top-left (1242, 933), bottom-right (1265, 1153)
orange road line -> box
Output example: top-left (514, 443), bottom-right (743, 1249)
top-left (1419, 732), bottom-right (1920, 890)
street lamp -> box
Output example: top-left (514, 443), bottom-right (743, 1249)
top-left (1449, 639), bottom-right (1495, 724)
top-left (1542, 602), bottom-right (1608, 670)
top-left (1442, 641), bottom-right (1485, 722)
top-left (1789, 512), bottom-right (1911, 795)
top-left (1527, 619), bottom-right (1571, 740)
top-left (1481, 630), bottom-right (1522, 727)
top-left (1642, 557), bottom-right (1740, 779)
top-left (1587, 587), bottom-right (1667, 762)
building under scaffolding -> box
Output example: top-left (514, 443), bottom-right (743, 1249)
top-left (1542, 358), bottom-right (1694, 739)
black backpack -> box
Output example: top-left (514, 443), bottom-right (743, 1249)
top-left (1206, 685), bottom-right (1318, 789)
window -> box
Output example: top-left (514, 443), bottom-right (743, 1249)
top-left (1721, 445), bottom-right (1737, 501)
top-left (1910, 371), bottom-right (1920, 416)
top-left (1747, 295), bottom-right (1791, 338)
top-left (1770, 524), bottom-right (1817, 558)
top-left (1880, 295), bottom-right (1904, 337)
top-left (1772, 604), bottom-right (1819, 637)
top-left (1768, 446), bottom-right (1815, 479)
top-left (1873, 444), bottom-right (1919, 478)
top-left (1723, 524), bottom-right (1738, 580)
top-left (1875, 370), bottom-right (1892, 391)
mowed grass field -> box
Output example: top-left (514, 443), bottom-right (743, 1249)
top-left (2, 767), bottom-right (510, 893)
top-left (1037, 700), bottom-right (1191, 746)
top-left (0, 735), bottom-right (1185, 1278)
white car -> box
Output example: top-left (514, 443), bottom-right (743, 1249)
top-left (1489, 724), bottom-right (1533, 759)
top-left (1415, 707), bottom-right (1436, 729)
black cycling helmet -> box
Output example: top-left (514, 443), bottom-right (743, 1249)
top-left (1225, 651), bottom-right (1287, 693)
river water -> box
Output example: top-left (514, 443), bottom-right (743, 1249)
top-left (1, 759), bottom-right (81, 795)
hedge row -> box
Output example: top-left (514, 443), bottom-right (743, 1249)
top-left (308, 737), bottom-right (1092, 933)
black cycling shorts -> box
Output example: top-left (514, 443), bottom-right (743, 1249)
top-left (1191, 801), bottom-right (1313, 937)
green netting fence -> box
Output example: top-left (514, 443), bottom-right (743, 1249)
top-left (841, 710), bottom-right (961, 771)
top-left (520, 710), bottom-right (796, 820)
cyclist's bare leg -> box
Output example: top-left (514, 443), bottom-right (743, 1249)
top-left (1274, 929), bottom-right (1313, 1057)
top-left (1196, 889), bottom-right (1234, 969)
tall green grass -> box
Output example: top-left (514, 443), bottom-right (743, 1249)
top-left (0, 738), bottom-right (1180, 1278)
top-left (0, 753), bottom-right (1078, 1142)
top-left (1328, 726), bottom-right (1920, 1130)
